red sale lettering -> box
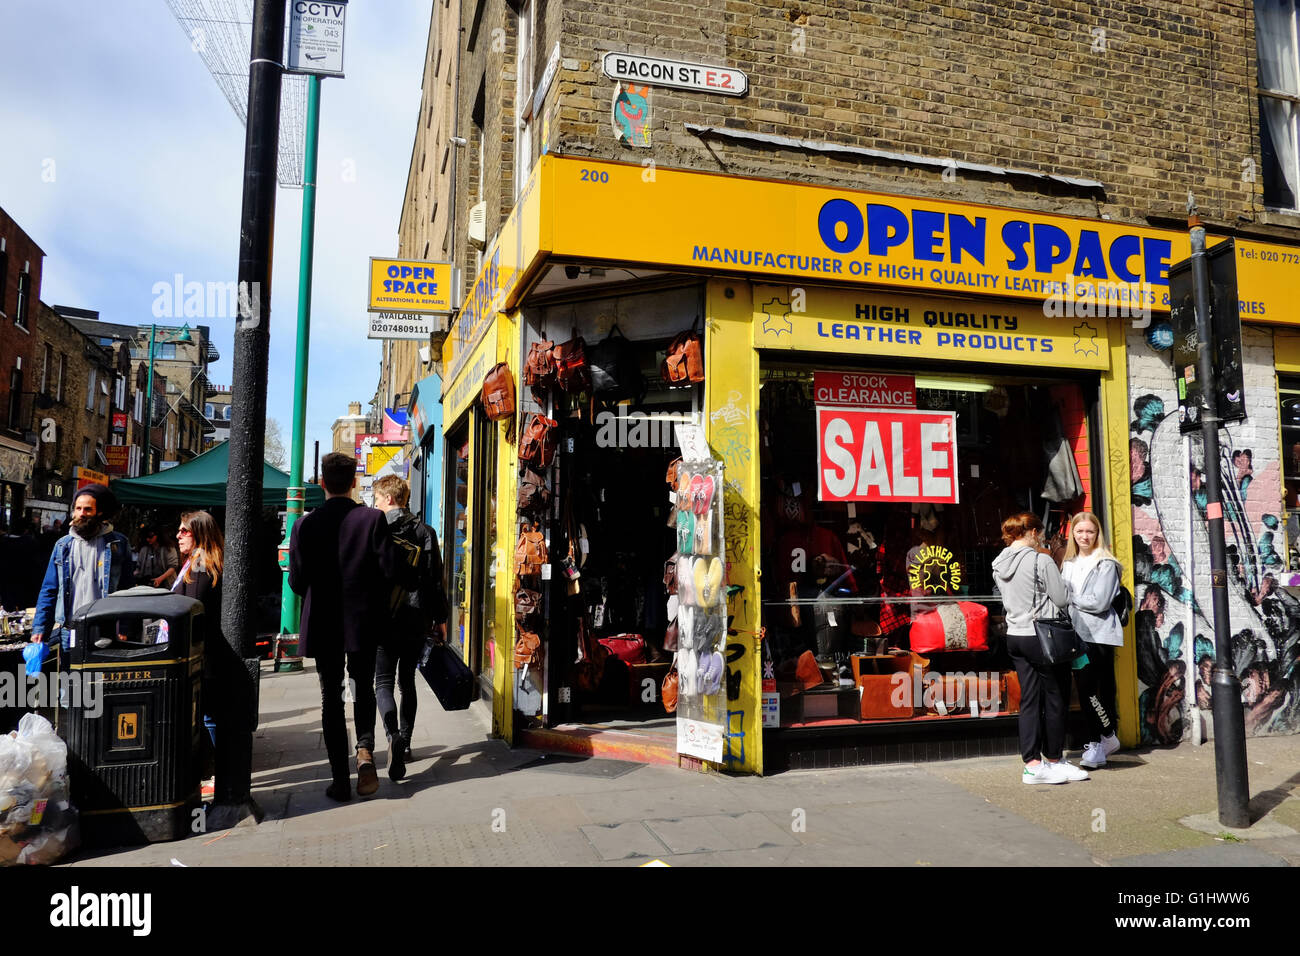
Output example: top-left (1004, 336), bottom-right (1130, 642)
top-left (817, 407), bottom-right (959, 504)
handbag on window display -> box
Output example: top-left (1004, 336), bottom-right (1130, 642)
top-left (480, 362), bottom-right (516, 421)
top-left (554, 333), bottom-right (590, 393)
top-left (519, 414), bottom-right (558, 468)
top-left (661, 318), bottom-right (704, 384)
top-left (524, 339), bottom-right (556, 391)
top-left (517, 466), bottom-right (551, 515)
top-left (514, 523), bottom-right (548, 578)
top-left (908, 601), bottom-right (990, 654)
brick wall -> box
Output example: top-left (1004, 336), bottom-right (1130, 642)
top-left (1127, 321), bottom-right (1297, 740)
top-left (31, 302), bottom-right (113, 487)
top-left (0, 207), bottom-right (45, 439)
top-left (537, 0), bottom-right (1271, 231)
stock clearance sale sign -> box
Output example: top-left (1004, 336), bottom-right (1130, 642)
top-left (817, 406), bottom-right (959, 504)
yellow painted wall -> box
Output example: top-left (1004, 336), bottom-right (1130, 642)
top-left (493, 316), bottom-right (521, 742)
top-left (1101, 314), bottom-right (1140, 747)
top-left (704, 279), bottom-right (763, 774)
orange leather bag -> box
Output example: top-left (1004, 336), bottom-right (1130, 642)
top-left (518, 414), bottom-right (558, 468)
top-left (662, 325), bottom-right (704, 384)
top-left (523, 340), bottom-right (556, 389)
top-left (480, 362), bottom-right (516, 421)
top-left (514, 523), bottom-right (548, 577)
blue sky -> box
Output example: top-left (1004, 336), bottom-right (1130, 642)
top-left (0, 1), bottom-right (430, 473)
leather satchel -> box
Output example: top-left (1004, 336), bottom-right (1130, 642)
top-left (517, 466), bottom-right (551, 514)
top-left (554, 334), bottom-right (590, 393)
top-left (665, 457), bottom-right (682, 486)
top-left (480, 362), bottom-right (516, 421)
top-left (514, 627), bottom-right (541, 670)
top-left (588, 325), bottom-right (643, 400)
top-left (514, 523), bottom-right (548, 577)
top-left (514, 586), bottom-right (542, 623)
top-left (518, 414), bottom-right (558, 467)
top-left (662, 323), bottom-right (704, 384)
top-left (523, 339), bottom-right (556, 389)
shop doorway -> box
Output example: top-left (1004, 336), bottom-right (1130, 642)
top-left (469, 408), bottom-right (498, 705)
top-left (445, 428), bottom-right (470, 664)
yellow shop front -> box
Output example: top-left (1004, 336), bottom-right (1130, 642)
top-left (440, 154), bottom-right (1300, 773)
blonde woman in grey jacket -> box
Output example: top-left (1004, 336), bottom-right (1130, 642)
top-left (1061, 511), bottom-right (1123, 769)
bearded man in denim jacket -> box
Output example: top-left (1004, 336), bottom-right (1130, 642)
top-left (31, 484), bottom-right (134, 651)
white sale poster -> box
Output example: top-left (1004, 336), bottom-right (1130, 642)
top-left (817, 406), bottom-right (959, 504)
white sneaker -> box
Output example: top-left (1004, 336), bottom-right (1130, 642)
top-left (1079, 742), bottom-right (1106, 769)
top-left (1049, 758), bottom-right (1090, 781)
top-left (1023, 762), bottom-right (1069, 785)
top-left (1099, 733), bottom-right (1121, 758)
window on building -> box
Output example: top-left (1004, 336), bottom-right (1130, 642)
top-left (56, 354), bottom-right (66, 402)
top-left (133, 388), bottom-right (143, 423)
top-left (15, 271), bottom-right (30, 329)
top-left (40, 344), bottom-right (52, 394)
top-left (515, 0), bottom-right (535, 200)
top-left (157, 343), bottom-right (177, 360)
top-left (81, 438), bottom-right (90, 466)
top-left (0, 246), bottom-right (8, 314)
top-left (6, 366), bottom-right (21, 429)
top-left (1258, 0), bottom-right (1300, 210)
top-left (115, 373), bottom-right (125, 410)
top-left (86, 368), bottom-right (96, 411)
top-left (205, 403), bottom-right (214, 419)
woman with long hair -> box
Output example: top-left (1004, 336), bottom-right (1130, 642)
top-left (1061, 511), bottom-right (1123, 768)
top-left (174, 511), bottom-right (225, 767)
top-left (991, 511), bottom-right (1088, 784)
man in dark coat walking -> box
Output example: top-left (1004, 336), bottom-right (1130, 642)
top-left (289, 453), bottom-right (413, 801)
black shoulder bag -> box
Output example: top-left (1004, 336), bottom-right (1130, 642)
top-left (1032, 553), bottom-right (1085, 665)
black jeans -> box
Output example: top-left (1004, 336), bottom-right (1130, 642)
top-left (375, 631), bottom-right (420, 746)
top-left (1008, 633), bottom-right (1072, 763)
top-left (315, 644), bottom-right (378, 782)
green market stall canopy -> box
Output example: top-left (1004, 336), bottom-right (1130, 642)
top-left (109, 441), bottom-right (325, 509)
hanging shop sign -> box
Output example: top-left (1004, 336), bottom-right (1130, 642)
top-left (600, 52), bottom-right (748, 97)
top-left (368, 311), bottom-right (441, 341)
top-left (104, 446), bottom-right (130, 475)
top-left (367, 258), bottom-right (456, 314)
top-left (755, 285), bottom-right (1111, 370)
top-left (73, 466), bottom-right (109, 490)
top-left (813, 371), bottom-right (915, 407)
top-left (817, 406), bottom-right (959, 505)
top-left (286, 0), bottom-right (348, 77)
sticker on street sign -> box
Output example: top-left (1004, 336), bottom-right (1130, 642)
top-left (367, 311), bottom-right (440, 341)
top-left (601, 52), bottom-right (748, 97)
top-left (287, 0), bottom-right (348, 77)
top-left (368, 258), bottom-right (455, 314)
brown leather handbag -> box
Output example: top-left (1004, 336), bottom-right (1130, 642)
top-left (554, 334), bottom-right (590, 393)
top-left (514, 627), bottom-right (541, 669)
top-left (517, 466), bottom-right (551, 514)
top-left (662, 658), bottom-right (680, 713)
top-left (662, 322), bottom-right (704, 384)
top-left (663, 554), bottom-right (678, 594)
top-left (518, 414), bottom-right (558, 468)
top-left (523, 339), bottom-right (556, 389)
top-left (514, 523), bottom-right (548, 577)
top-left (481, 362), bottom-right (516, 421)
top-left (665, 457), bottom-right (682, 486)
top-left (515, 586), bottom-right (542, 622)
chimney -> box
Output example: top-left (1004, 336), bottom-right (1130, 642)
top-left (348, 401), bottom-right (361, 416)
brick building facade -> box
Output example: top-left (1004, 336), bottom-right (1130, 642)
top-left (376, 1), bottom-right (1300, 767)
top-left (0, 207), bottom-right (45, 526)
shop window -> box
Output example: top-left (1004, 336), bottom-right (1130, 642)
top-left (1257, 0), bottom-right (1300, 210)
top-left (759, 366), bottom-right (1097, 729)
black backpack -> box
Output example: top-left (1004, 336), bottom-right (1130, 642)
top-left (1112, 583), bottom-right (1133, 626)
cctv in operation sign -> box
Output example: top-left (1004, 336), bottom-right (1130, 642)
top-left (287, 1), bottom-right (348, 77)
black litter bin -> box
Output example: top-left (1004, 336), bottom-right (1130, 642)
top-left (65, 587), bottom-right (204, 845)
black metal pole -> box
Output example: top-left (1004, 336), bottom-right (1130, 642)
top-left (1187, 195), bottom-right (1250, 828)
top-left (211, 0), bottom-right (284, 828)
top-left (313, 439), bottom-right (319, 484)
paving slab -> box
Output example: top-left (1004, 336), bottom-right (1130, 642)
top-left (579, 821), bottom-right (671, 861)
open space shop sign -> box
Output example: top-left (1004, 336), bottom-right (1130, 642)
top-left (817, 406), bottom-right (959, 504)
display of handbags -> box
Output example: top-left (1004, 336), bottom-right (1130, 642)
top-left (908, 601), bottom-right (990, 654)
top-left (554, 334), bottom-right (590, 393)
top-left (519, 414), bottom-right (558, 468)
top-left (514, 523), bottom-right (548, 578)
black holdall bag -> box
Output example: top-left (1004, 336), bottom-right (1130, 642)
top-left (588, 324), bottom-right (643, 401)
top-left (1032, 555), bottom-right (1085, 665)
top-left (418, 639), bottom-right (474, 710)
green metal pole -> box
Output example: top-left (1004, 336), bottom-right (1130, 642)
top-left (279, 73), bottom-right (322, 638)
top-left (143, 323), bottom-right (157, 476)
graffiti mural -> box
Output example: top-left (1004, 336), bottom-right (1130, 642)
top-left (1128, 330), bottom-right (1300, 742)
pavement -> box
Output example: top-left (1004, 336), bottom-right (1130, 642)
top-left (64, 661), bottom-right (1300, 867)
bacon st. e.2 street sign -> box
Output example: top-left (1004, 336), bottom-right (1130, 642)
top-left (600, 52), bottom-right (748, 97)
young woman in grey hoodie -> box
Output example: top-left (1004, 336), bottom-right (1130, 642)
top-left (991, 512), bottom-right (1087, 784)
top-left (1060, 511), bottom-right (1123, 769)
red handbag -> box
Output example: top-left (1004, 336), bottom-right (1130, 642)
top-left (597, 634), bottom-right (647, 664)
top-left (909, 601), bottom-right (989, 654)
top-left (554, 335), bottom-right (590, 393)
